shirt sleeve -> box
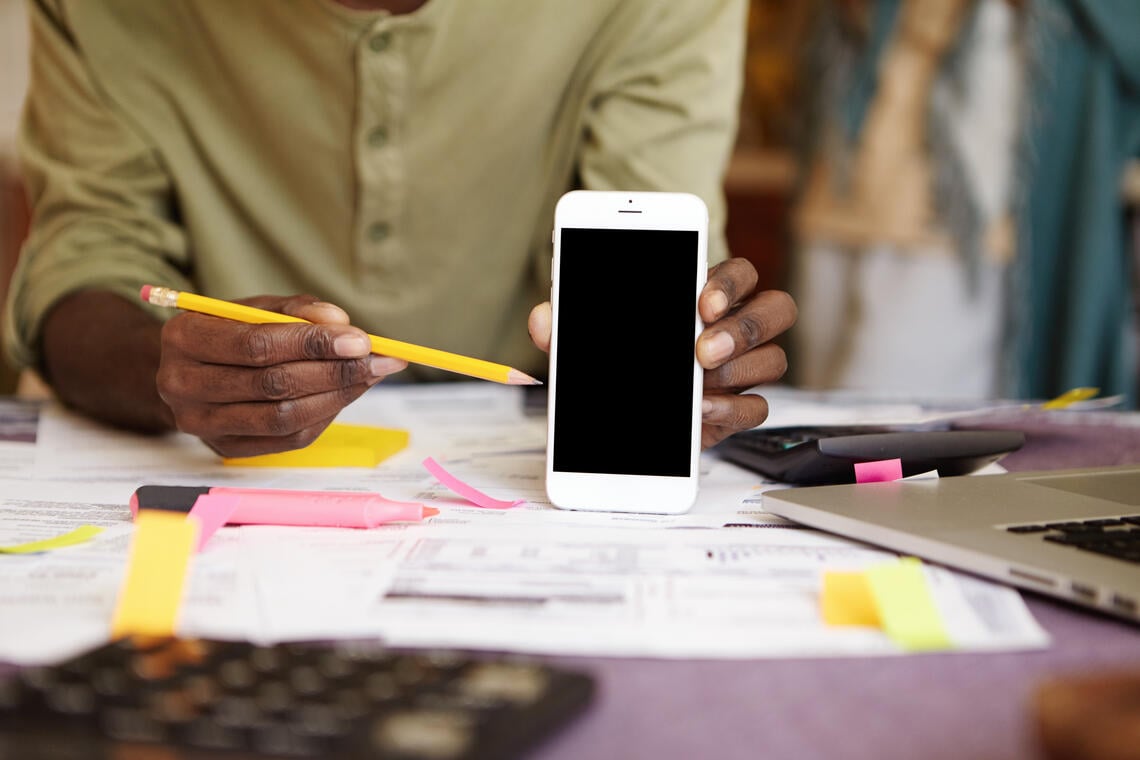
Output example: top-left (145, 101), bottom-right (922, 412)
top-left (576, 0), bottom-right (748, 265)
top-left (2, 0), bottom-right (192, 371)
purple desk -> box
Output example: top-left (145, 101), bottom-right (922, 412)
top-left (1, 414), bottom-right (1137, 759)
top-left (532, 414), bottom-right (1140, 760)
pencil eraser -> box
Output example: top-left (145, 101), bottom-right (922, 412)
top-left (139, 285), bottom-right (152, 303)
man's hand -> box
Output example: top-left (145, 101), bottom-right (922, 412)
top-left (693, 258), bottom-right (796, 447)
top-left (156, 295), bottom-right (406, 457)
top-left (527, 257), bottom-right (796, 449)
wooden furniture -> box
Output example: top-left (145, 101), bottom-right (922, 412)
top-left (723, 148), bottom-right (797, 294)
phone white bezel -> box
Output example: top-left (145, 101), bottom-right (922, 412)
top-left (545, 190), bottom-right (708, 514)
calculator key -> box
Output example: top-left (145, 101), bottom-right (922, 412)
top-left (370, 709), bottom-right (476, 759)
top-left (0, 637), bottom-right (595, 759)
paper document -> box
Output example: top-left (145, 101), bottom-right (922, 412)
top-left (0, 383), bottom-right (1050, 664)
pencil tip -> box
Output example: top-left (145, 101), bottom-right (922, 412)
top-left (507, 370), bottom-right (542, 386)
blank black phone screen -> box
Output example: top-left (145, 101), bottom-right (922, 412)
top-left (552, 227), bottom-right (698, 477)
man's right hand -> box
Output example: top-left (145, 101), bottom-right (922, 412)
top-left (156, 294), bottom-right (406, 458)
top-left (39, 290), bottom-right (405, 458)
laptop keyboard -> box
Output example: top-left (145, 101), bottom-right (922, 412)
top-left (1006, 516), bottom-right (1140, 563)
top-left (0, 636), bottom-right (595, 760)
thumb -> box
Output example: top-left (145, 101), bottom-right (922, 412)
top-left (528, 302), bottom-right (552, 353)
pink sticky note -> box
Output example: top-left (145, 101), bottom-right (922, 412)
top-left (854, 458), bottom-right (904, 484)
top-left (422, 457), bottom-right (525, 510)
top-left (187, 494), bottom-right (240, 551)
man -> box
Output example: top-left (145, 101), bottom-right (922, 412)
top-left (3, 0), bottom-right (797, 457)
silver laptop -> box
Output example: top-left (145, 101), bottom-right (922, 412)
top-left (762, 464), bottom-right (1140, 623)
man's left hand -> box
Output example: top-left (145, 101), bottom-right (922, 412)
top-left (528, 257), bottom-right (797, 449)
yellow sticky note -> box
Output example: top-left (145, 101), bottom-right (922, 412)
top-left (0, 525), bottom-right (104, 554)
top-left (223, 423), bottom-right (409, 468)
top-left (111, 511), bottom-right (199, 638)
top-left (1041, 387), bottom-right (1099, 410)
top-left (821, 571), bottom-right (881, 627)
top-left (865, 557), bottom-right (953, 652)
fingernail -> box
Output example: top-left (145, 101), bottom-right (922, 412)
top-left (708, 290), bottom-right (728, 317)
top-left (333, 334), bottom-right (370, 357)
top-left (303, 302), bottom-right (350, 323)
top-left (702, 399), bottom-right (715, 418)
top-left (701, 332), bottom-right (734, 364)
top-left (370, 356), bottom-right (408, 377)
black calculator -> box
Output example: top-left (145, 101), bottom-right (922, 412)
top-left (713, 425), bottom-right (1025, 486)
top-left (0, 637), bottom-right (595, 760)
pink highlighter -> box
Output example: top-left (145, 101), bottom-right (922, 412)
top-left (130, 485), bottom-right (438, 528)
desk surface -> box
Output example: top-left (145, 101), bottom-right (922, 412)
top-left (532, 415), bottom-right (1140, 760)
top-left (1, 413), bottom-right (1137, 760)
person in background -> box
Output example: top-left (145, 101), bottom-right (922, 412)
top-left (2, 1), bottom-right (797, 457)
top-left (789, 0), bottom-right (1139, 407)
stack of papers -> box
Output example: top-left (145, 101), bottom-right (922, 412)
top-left (0, 385), bottom-right (1049, 665)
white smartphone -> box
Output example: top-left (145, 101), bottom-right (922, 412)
top-left (545, 190), bottom-right (708, 514)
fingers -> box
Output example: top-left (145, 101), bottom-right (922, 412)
top-left (699, 258), bottom-right (758, 324)
top-left (692, 259), bottom-right (798, 446)
top-left (201, 412), bottom-right (342, 459)
top-left (205, 424), bottom-right (335, 459)
top-left (528, 302), bottom-right (552, 353)
top-left (704, 342), bottom-right (788, 393)
top-left (156, 355), bottom-right (396, 455)
top-left (157, 354), bottom-right (406, 404)
top-left (696, 288), bottom-right (797, 370)
top-left (241, 294), bottom-right (352, 325)
top-left (156, 294), bottom-right (408, 458)
top-left (701, 392), bottom-right (769, 448)
top-left (176, 388), bottom-right (372, 453)
top-left (159, 360), bottom-right (395, 456)
top-left (163, 312), bottom-right (373, 366)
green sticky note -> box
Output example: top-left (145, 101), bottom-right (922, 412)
top-left (865, 557), bottom-right (953, 652)
top-left (223, 422), bottom-right (409, 468)
top-left (0, 525), bottom-right (104, 554)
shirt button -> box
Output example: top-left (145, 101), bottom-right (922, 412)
top-left (367, 126), bottom-right (389, 147)
top-left (369, 32), bottom-right (391, 52)
top-left (368, 222), bottom-right (390, 242)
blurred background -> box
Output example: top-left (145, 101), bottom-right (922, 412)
top-left (735, 0), bottom-right (1139, 409)
top-left (0, 0), bottom-right (28, 395)
top-left (1, 0), bottom-right (1137, 405)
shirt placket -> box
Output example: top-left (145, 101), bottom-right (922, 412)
top-left (354, 19), bottom-right (408, 293)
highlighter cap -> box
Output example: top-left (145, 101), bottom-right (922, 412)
top-left (130, 485), bottom-right (211, 518)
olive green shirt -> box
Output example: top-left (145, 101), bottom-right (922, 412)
top-left (5, 0), bottom-right (743, 379)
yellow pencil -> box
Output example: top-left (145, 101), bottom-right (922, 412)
top-left (140, 285), bottom-right (541, 386)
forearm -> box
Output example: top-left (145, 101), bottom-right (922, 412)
top-left (39, 290), bottom-right (175, 433)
